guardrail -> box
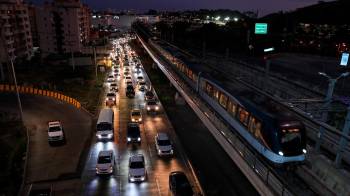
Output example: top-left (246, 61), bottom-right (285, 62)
top-left (0, 84), bottom-right (81, 108)
top-left (137, 34), bottom-right (295, 196)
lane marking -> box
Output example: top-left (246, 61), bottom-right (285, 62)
top-left (156, 177), bottom-right (162, 196)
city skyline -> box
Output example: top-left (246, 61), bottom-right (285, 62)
top-left (30, 0), bottom-right (334, 16)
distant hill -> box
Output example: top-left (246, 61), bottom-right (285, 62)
top-left (261, 0), bottom-right (350, 24)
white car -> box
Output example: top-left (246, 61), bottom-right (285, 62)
top-left (128, 154), bottom-right (146, 182)
top-left (48, 121), bottom-right (65, 143)
top-left (96, 150), bottom-right (115, 175)
top-left (130, 109), bottom-right (142, 123)
top-left (106, 92), bottom-right (116, 106)
top-left (155, 133), bottom-right (173, 156)
top-left (107, 75), bottom-right (116, 83)
top-left (146, 100), bottom-right (160, 113)
top-left (109, 83), bottom-right (118, 92)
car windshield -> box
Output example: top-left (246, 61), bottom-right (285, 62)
top-left (107, 93), bottom-right (115, 97)
top-left (139, 82), bottom-right (146, 85)
top-left (147, 101), bottom-right (157, 105)
top-left (137, 77), bottom-right (143, 79)
top-left (127, 126), bottom-right (140, 136)
top-left (110, 84), bottom-right (117, 87)
top-left (130, 161), bottom-right (144, 169)
top-left (132, 111), bottom-right (141, 116)
top-left (97, 123), bottom-right (112, 131)
top-left (49, 126), bottom-right (61, 132)
top-left (146, 91), bottom-right (154, 97)
top-left (98, 155), bottom-right (111, 164)
top-left (158, 139), bottom-right (171, 146)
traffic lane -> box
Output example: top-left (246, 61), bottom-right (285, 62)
top-left (118, 71), bottom-right (160, 196)
top-left (0, 94), bottom-right (92, 183)
top-left (81, 81), bottom-right (121, 196)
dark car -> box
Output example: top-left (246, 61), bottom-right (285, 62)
top-left (126, 85), bottom-right (135, 98)
top-left (127, 122), bottom-right (141, 143)
top-left (144, 90), bottom-right (155, 101)
top-left (169, 171), bottom-right (193, 196)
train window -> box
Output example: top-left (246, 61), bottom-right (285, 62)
top-left (219, 93), bottom-right (228, 109)
top-left (248, 117), bottom-right (262, 138)
top-left (238, 107), bottom-right (249, 126)
top-left (227, 100), bottom-right (237, 117)
top-left (205, 82), bottom-right (213, 96)
top-left (281, 129), bottom-right (301, 143)
top-left (213, 88), bottom-right (220, 101)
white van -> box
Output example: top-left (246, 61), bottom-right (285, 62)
top-left (96, 109), bottom-right (114, 140)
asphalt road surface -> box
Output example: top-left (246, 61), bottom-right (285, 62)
top-left (81, 43), bottom-right (199, 196)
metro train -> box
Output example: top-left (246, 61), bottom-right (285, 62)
top-left (149, 39), bottom-right (307, 164)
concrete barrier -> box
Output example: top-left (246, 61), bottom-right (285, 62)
top-left (0, 84), bottom-right (81, 109)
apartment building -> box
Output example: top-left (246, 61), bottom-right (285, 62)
top-left (35, 0), bottom-right (91, 55)
top-left (0, 0), bottom-right (33, 63)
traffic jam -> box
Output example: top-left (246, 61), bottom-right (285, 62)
top-left (81, 34), bottom-right (198, 196)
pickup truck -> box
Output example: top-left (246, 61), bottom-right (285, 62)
top-left (48, 121), bottom-right (65, 144)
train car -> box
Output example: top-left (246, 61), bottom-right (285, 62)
top-left (198, 77), bottom-right (307, 164)
top-left (148, 38), bottom-right (307, 164)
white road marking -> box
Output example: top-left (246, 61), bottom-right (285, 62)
top-left (156, 177), bottom-right (162, 196)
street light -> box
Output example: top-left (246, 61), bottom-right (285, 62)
top-left (315, 71), bottom-right (350, 152)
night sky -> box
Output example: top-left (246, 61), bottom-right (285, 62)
top-left (30, 0), bottom-right (334, 16)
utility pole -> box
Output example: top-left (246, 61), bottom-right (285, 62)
top-left (335, 105), bottom-right (350, 167)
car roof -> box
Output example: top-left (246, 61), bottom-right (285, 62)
top-left (98, 150), bottom-right (113, 157)
top-left (157, 133), bottom-right (169, 140)
top-left (132, 109), bottom-right (141, 112)
top-left (130, 154), bottom-right (144, 162)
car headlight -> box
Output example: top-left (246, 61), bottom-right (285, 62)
top-left (155, 106), bottom-right (159, 110)
top-left (97, 135), bottom-right (102, 139)
top-left (140, 176), bottom-right (145, 181)
top-left (105, 98), bottom-right (108, 101)
top-left (158, 149), bottom-right (162, 154)
top-left (138, 118), bottom-right (142, 121)
top-left (137, 137), bottom-right (141, 141)
top-left (127, 137), bottom-right (131, 142)
top-left (147, 107), bottom-right (150, 110)
top-left (132, 119), bottom-right (135, 122)
top-left (109, 166), bottom-right (113, 171)
top-left (108, 134), bottom-right (113, 138)
top-left (278, 151), bottom-right (284, 156)
top-left (170, 149), bottom-right (174, 154)
top-left (302, 149), bottom-right (307, 154)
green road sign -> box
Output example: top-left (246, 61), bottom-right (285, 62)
top-left (255, 23), bottom-right (268, 34)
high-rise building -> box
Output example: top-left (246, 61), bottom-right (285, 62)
top-left (0, 0), bottom-right (33, 63)
top-left (35, 0), bottom-right (91, 55)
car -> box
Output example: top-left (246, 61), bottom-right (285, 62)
top-left (128, 154), bottom-right (146, 182)
top-left (96, 150), bottom-right (115, 175)
top-left (124, 67), bottom-right (130, 72)
top-left (109, 83), bottom-right (118, 92)
top-left (127, 122), bottom-right (141, 143)
top-left (107, 75), bottom-right (116, 83)
top-left (130, 109), bottom-right (142, 123)
top-left (146, 100), bottom-right (160, 113)
top-left (48, 121), bottom-right (65, 144)
top-left (113, 72), bottom-right (120, 78)
top-left (136, 76), bottom-right (144, 82)
top-left (155, 133), bottom-right (173, 156)
top-left (144, 90), bottom-right (155, 101)
top-left (138, 81), bottom-right (146, 91)
top-left (124, 71), bottom-right (130, 76)
top-left (126, 85), bottom-right (135, 98)
top-left (106, 92), bottom-right (116, 105)
top-left (126, 81), bottom-right (133, 87)
top-left (125, 76), bottom-right (132, 81)
top-left (169, 171), bottom-right (193, 196)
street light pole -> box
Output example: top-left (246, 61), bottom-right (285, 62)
top-left (315, 72), bottom-right (349, 152)
top-left (10, 58), bottom-right (24, 123)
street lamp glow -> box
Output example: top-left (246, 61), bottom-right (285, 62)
top-left (233, 17), bottom-right (239, 22)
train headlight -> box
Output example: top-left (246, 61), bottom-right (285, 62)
top-left (278, 151), bottom-right (284, 156)
top-left (302, 149), bottom-right (307, 154)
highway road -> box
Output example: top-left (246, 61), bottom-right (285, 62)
top-left (81, 40), bottom-right (199, 196)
